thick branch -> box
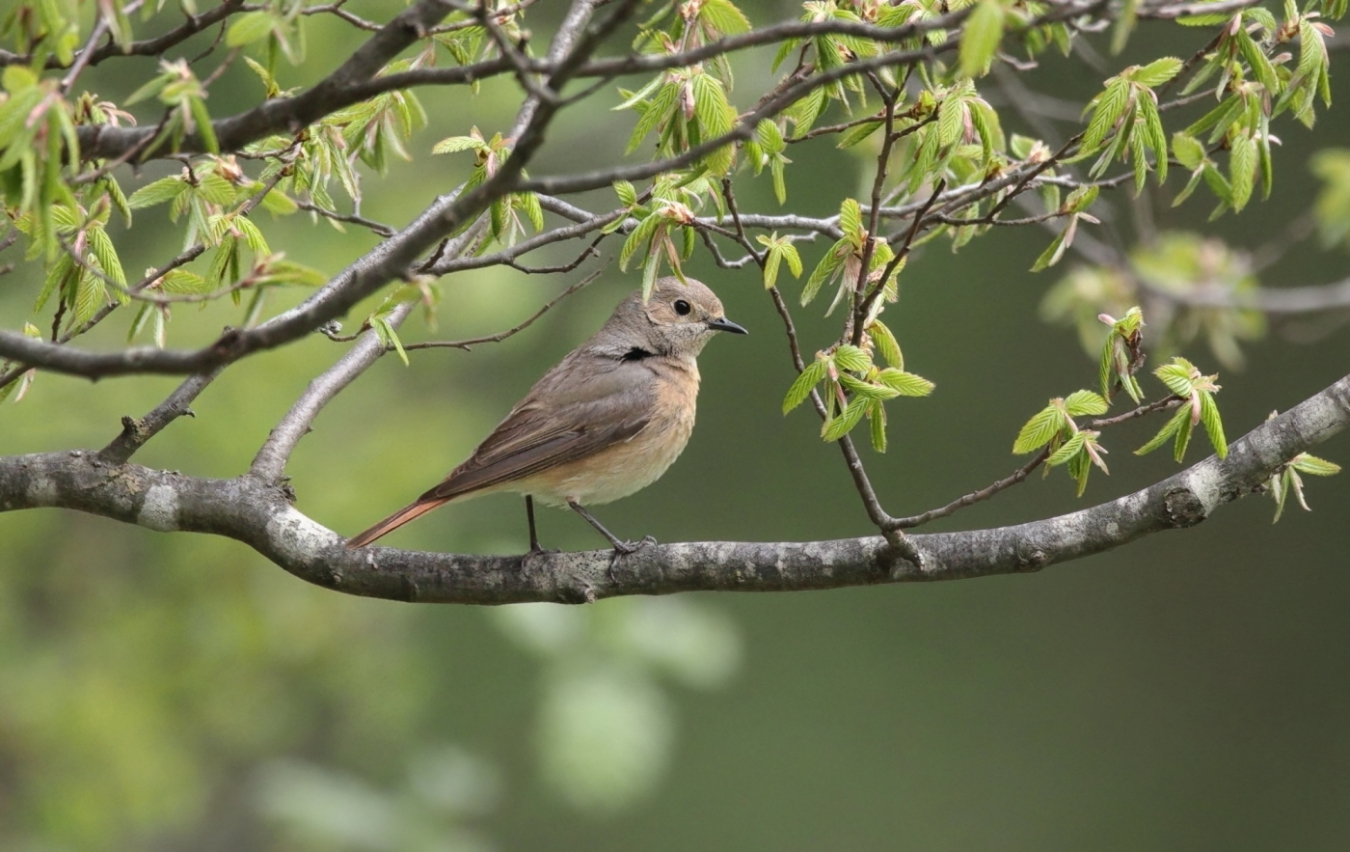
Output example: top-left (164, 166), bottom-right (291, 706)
top-left (2, 373), bottom-right (1344, 604)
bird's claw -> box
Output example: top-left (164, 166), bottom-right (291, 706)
top-left (612, 535), bottom-right (657, 556)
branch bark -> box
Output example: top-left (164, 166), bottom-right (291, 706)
top-left (4, 373), bottom-right (1344, 605)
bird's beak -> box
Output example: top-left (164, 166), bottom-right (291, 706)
top-left (707, 316), bottom-right (748, 335)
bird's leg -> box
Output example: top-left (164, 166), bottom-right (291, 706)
top-left (567, 500), bottom-right (651, 555)
top-left (525, 495), bottom-right (542, 552)
top-left (521, 495), bottom-right (560, 562)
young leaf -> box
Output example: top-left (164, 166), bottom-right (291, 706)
top-left (959, 0), bottom-right (1005, 78)
top-left (1013, 404), bottom-right (1065, 454)
top-left (782, 356), bottom-right (828, 413)
top-left (1064, 389), bottom-right (1108, 416)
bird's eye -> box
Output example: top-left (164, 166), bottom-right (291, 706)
top-left (673, 299), bottom-right (692, 316)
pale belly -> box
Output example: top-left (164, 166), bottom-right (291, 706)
top-left (520, 408), bottom-right (696, 507)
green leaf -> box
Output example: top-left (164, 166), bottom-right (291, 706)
top-left (1171, 132), bottom-right (1206, 170)
top-left (128, 175), bottom-right (189, 209)
top-left (754, 119), bottom-right (785, 156)
top-left (1130, 57), bottom-right (1183, 88)
top-left (226, 11), bottom-right (277, 47)
top-left (614, 180), bottom-right (637, 207)
top-left (1198, 391), bottom-right (1227, 458)
top-left (783, 356), bottom-right (828, 413)
top-left (1155, 358), bottom-right (1197, 397)
top-left (869, 399), bottom-right (888, 453)
top-left (875, 368), bottom-right (934, 397)
top-left (431, 135), bottom-right (484, 154)
top-left (1135, 406), bottom-right (1188, 456)
top-left (1290, 454), bottom-right (1341, 476)
top-left (838, 198), bottom-right (864, 245)
top-left (837, 121), bottom-right (883, 149)
top-left (1083, 78), bottom-right (1131, 154)
top-left (1064, 390), bottom-right (1108, 416)
top-left (867, 320), bottom-right (903, 369)
top-left (1063, 185), bottom-right (1099, 214)
top-left (519, 191), bottom-right (545, 232)
top-left (188, 96), bottom-right (218, 155)
top-left (832, 344), bottom-right (871, 373)
top-left (959, 0), bottom-right (1005, 78)
top-left (1172, 411), bottom-right (1193, 461)
top-left (779, 241), bottom-right (802, 278)
top-left (618, 213), bottom-right (661, 270)
top-left (838, 373), bottom-right (901, 400)
top-left (1031, 227), bottom-right (1068, 272)
top-left (71, 273), bottom-right (106, 329)
top-left (699, 0), bottom-right (752, 35)
top-left (87, 226), bottom-right (126, 290)
top-left (1013, 404), bottom-right (1065, 454)
top-left (801, 239), bottom-right (847, 305)
top-left (822, 396), bottom-right (870, 441)
top-left (1046, 431), bottom-right (1087, 467)
top-left (1229, 133), bottom-right (1257, 212)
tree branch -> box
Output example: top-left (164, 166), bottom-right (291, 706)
top-left (3, 373), bottom-right (1344, 604)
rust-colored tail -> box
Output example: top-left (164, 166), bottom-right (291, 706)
top-left (345, 499), bottom-right (449, 549)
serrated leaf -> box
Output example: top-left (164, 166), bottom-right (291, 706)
top-left (959, 0), bottom-right (1005, 78)
top-left (822, 395), bottom-right (870, 441)
top-left (128, 175), bottom-right (189, 209)
top-left (763, 245), bottom-right (782, 288)
top-left (188, 96), bottom-right (218, 155)
top-left (618, 214), bottom-right (660, 270)
top-left (830, 344), bottom-right (870, 374)
top-left (1014, 405), bottom-right (1066, 454)
top-left (802, 239), bottom-right (847, 305)
top-left (755, 119), bottom-right (785, 155)
top-left (837, 120), bottom-right (883, 149)
top-left (226, 11), bottom-right (277, 47)
top-left (1155, 360), bottom-right (1196, 397)
top-left (867, 320), bottom-right (903, 369)
top-left (699, 0), bottom-right (752, 35)
top-left (232, 215), bottom-right (269, 254)
top-left (1230, 133), bottom-right (1257, 212)
top-left (869, 399), bottom-right (888, 453)
top-left (839, 373), bottom-right (901, 400)
top-left (875, 368), bottom-right (933, 397)
top-left (1064, 389), bottom-right (1109, 416)
top-left (1083, 78), bottom-right (1131, 154)
top-left (1131, 57), bottom-right (1183, 88)
top-left (1046, 431), bottom-right (1087, 467)
top-left (1291, 454), bottom-right (1341, 476)
top-left (614, 180), bottom-right (637, 207)
top-left (838, 198), bottom-right (863, 245)
top-left (1198, 391), bottom-right (1227, 458)
top-left (1031, 227), bottom-right (1068, 272)
top-left (519, 192), bottom-right (544, 232)
top-left (782, 356), bottom-right (828, 413)
top-left (431, 135), bottom-right (484, 154)
top-left (1135, 406), bottom-right (1189, 456)
top-left (1172, 132), bottom-right (1205, 170)
top-left (87, 227), bottom-right (126, 290)
top-left (71, 273), bottom-right (106, 329)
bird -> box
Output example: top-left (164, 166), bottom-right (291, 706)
top-left (345, 276), bottom-right (747, 553)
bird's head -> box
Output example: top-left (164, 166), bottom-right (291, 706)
top-left (618, 276), bottom-right (747, 358)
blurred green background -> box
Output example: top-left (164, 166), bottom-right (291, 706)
top-left (3, 1), bottom-right (1350, 849)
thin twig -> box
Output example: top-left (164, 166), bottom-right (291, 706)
top-left (401, 271), bottom-right (600, 352)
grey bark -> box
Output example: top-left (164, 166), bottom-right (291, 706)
top-left (3, 373), bottom-right (1345, 606)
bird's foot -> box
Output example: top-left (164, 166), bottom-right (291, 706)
top-left (611, 535), bottom-right (657, 556)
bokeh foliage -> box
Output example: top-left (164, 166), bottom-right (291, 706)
top-left (2, 0), bottom-right (1350, 849)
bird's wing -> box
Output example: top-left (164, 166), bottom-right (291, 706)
top-left (420, 355), bottom-right (653, 502)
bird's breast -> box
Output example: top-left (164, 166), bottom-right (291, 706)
top-left (530, 364), bottom-right (699, 507)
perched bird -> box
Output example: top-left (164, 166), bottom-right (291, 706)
top-left (346, 276), bottom-right (747, 553)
